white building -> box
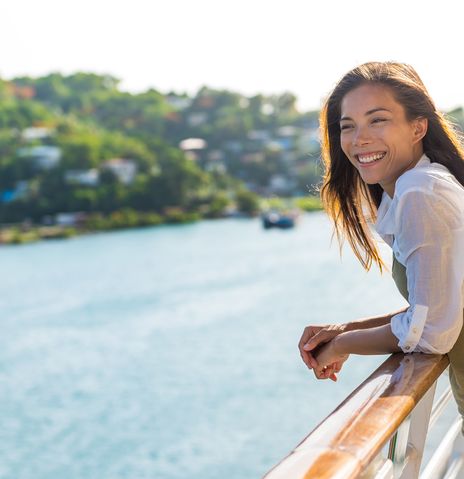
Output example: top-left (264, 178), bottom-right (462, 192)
top-left (55, 212), bottom-right (87, 226)
top-left (17, 145), bottom-right (62, 170)
top-left (179, 138), bottom-right (208, 151)
top-left (186, 112), bottom-right (208, 127)
top-left (166, 95), bottom-right (192, 110)
top-left (269, 174), bottom-right (295, 194)
top-left (65, 169), bottom-right (99, 186)
top-left (21, 127), bottom-right (54, 142)
top-left (102, 158), bottom-right (138, 185)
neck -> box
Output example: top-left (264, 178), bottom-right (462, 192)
top-left (382, 147), bottom-right (424, 198)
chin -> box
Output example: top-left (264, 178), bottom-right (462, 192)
top-left (358, 173), bottom-right (380, 185)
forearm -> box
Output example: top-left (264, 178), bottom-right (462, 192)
top-left (334, 323), bottom-right (403, 355)
top-left (343, 307), bottom-right (408, 332)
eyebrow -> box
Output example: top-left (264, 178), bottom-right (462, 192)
top-left (340, 107), bottom-right (392, 122)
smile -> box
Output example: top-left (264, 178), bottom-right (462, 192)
top-left (356, 152), bottom-right (386, 164)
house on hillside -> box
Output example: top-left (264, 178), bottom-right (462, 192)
top-left (186, 112), bottom-right (208, 127)
top-left (21, 127), bottom-right (54, 142)
top-left (55, 212), bottom-right (88, 227)
top-left (166, 95), bottom-right (192, 111)
top-left (205, 150), bottom-right (227, 173)
top-left (0, 180), bottom-right (32, 203)
top-left (179, 138), bottom-right (208, 151)
top-left (268, 174), bottom-right (296, 195)
top-left (102, 158), bottom-right (137, 185)
top-left (64, 169), bottom-right (99, 186)
top-left (17, 145), bottom-right (62, 170)
top-left (179, 138), bottom-right (208, 162)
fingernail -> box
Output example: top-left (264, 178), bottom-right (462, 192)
top-left (303, 344), bottom-right (310, 351)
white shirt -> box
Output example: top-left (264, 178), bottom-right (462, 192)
top-left (375, 154), bottom-right (464, 354)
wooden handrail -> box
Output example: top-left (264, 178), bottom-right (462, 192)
top-left (263, 353), bottom-right (449, 479)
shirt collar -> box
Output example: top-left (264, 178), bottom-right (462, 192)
top-left (414, 153), bottom-right (431, 169)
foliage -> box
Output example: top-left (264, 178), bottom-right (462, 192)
top-left (235, 190), bottom-right (260, 216)
top-left (0, 72), bottom-right (329, 228)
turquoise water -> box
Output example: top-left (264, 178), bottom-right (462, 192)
top-left (0, 213), bottom-right (454, 478)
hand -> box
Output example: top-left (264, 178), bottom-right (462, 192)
top-left (312, 359), bottom-right (345, 381)
top-left (298, 323), bottom-right (347, 370)
top-left (312, 339), bottom-right (349, 381)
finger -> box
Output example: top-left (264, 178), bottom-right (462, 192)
top-left (329, 372), bottom-right (338, 382)
top-left (299, 328), bottom-right (321, 368)
top-left (303, 330), bottom-right (331, 351)
top-left (309, 354), bottom-right (319, 369)
top-left (301, 349), bottom-right (319, 370)
top-left (308, 352), bottom-right (318, 368)
top-left (314, 366), bottom-right (329, 380)
top-left (323, 367), bottom-right (333, 380)
top-left (300, 350), bottom-right (313, 369)
top-left (298, 326), bottom-right (317, 350)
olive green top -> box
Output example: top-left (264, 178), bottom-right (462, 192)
top-left (392, 256), bottom-right (408, 302)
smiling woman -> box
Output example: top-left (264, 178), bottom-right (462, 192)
top-left (339, 83), bottom-right (428, 196)
top-left (298, 61), bottom-right (464, 425)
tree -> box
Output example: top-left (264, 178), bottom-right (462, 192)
top-left (57, 133), bottom-right (101, 169)
top-left (236, 190), bottom-right (260, 216)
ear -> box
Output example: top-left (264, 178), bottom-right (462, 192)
top-left (412, 117), bottom-right (428, 144)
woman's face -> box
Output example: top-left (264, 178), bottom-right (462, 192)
top-left (339, 83), bottom-right (426, 197)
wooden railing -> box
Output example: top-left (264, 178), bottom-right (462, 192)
top-left (263, 353), bottom-right (464, 479)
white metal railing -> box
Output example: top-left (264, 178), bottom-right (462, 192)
top-left (385, 377), bottom-right (463, 479)
top-left (263, 354), bottom-right (464, 479)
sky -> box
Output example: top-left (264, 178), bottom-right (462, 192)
top-left (2, 0), bottom-right (464, 112)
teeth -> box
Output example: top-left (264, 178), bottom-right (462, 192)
top-left (357, 152), bottom-right (385, 164)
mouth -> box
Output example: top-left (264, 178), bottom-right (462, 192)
top-left (355, 151), bottom-right (387, 165)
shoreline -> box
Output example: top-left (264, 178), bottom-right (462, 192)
top-left (0, 197), bottom-right (323, 245)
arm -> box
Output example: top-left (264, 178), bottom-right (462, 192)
top-left (344, 307), bottom-right (408, 332)
top-left (334, 323), bottom-right (402, 355)
top-left (312, 187), bottom-right (463, 378)
top-left (299, 308), bottom-right (407, 373)
top-left (308, 324), bottom-right (403, 381)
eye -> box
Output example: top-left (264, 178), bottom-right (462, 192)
top-left (340, 124), bottom-right (353, 131)
top-left (371, 117), bottom-right (387, 124)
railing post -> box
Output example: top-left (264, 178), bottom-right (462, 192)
top-left (389, 415), bottom-right (411, 477)
top-left (398, 382), bottom-right (437, 478)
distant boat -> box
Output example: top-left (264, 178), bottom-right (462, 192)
top-left (261, 210), bottom-right (299, 229)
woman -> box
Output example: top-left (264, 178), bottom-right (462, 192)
top-left (298, 62), bottom-right (464, 413)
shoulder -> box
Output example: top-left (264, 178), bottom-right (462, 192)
top-left (394, 173), bottom-right (463, 232)
top-left (395, 160), bottom-right (451, 197)
top-left (375, 156), bottom-right (464, 236)
top-left (394, 158), bottom-right (464, 212)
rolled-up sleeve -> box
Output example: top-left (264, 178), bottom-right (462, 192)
top-left (390, 188), bottom-right (464, 354)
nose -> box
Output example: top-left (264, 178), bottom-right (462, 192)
top-left (352, 125), bottom-right (373, 146)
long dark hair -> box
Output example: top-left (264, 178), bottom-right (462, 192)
top-left (320, 61), bottom-right (464, 271)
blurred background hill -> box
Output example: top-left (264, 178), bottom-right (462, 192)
top-left (0, 73), bottom-right (327, 230)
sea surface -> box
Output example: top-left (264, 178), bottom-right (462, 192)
top-left (0, 213), bottom-right (458, 479)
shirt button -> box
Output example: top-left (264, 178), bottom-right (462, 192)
top-left (412, 327), bottom-right (418, 334)
top-left (395, 251), bottom-right (400, 257)
top-left (405, 345), bottom-right (411, 350)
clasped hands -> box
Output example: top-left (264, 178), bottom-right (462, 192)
top-left (298, 324), bottom-right (350, 381)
